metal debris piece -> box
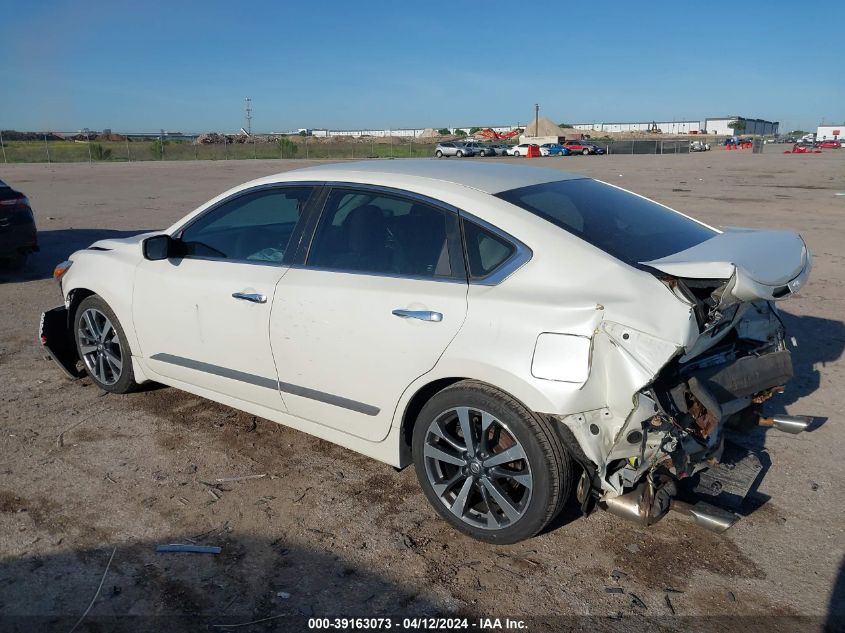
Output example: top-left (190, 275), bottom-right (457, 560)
top-left (605, 587), bottom-right (624, 594)
top-left (611, 569), bottom-right (627, 581)
top-left (215, 474), bottom-right (266, 483)
top-left (629, 593), bottom-right (647, 610)
top-left (156, 544), bottom-right (221, 554)
top-left (665, 594), bottom-right (675, 614)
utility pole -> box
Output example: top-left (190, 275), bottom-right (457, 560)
top-left (534, 103), bottom-right (539, 137)
top-left (83, 128), bottom-right (92, 164)
top-left (245, 97), bottom-right (253, 136)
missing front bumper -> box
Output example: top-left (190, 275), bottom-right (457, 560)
top-left (39, 306), bottom-right (83, 379)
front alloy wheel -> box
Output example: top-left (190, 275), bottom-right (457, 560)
top-left (77, 307), bottom-right (122, 385)
top-left (74, 295), bottom-right (137, 393)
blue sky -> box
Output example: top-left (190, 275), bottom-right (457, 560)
top-left (2, 0), bottom-right (843, 133)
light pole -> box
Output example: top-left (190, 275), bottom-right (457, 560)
top-left (83, 128), bottom-right (92, 164)
top-left (534, 103), bottom-right (539, 138)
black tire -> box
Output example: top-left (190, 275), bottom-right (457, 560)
top-left (412, 380), bottom-right (573, 544)
top-left (435, 150), bottom-right (443, 158)
top-left (73, 295), bottom-right (137, 394)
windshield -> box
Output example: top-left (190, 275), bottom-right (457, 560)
top-left (496, 178), bottom-right (717, 264)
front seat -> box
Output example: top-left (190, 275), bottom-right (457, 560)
top-left (334, 205), bottom-right (393, 272)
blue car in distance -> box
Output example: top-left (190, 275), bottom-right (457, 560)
top-left (539, 143), bottom-right (571, 156)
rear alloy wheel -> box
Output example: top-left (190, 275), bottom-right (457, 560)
top-left (413, 381), bottom-right (573, 543)
top-left (74, 295), bottom-right (137, 393)
top-left (582, 148), bottom-right (590, 155)
top-left (435, 150), bottom-right (443, 158)
top-left (456, 150), bottom-right (464, 157)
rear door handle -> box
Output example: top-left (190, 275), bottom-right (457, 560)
top-left (392, 309), bottom-right (443, 322)
top-left (232, 292), bottom-right (267, 304)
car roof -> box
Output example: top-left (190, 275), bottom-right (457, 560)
top-left (277, 159), bottom-right (583, 194)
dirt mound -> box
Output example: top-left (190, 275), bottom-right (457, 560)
top-left (418, 128), bottom-right (441, 138)
top-left (522, 116), bottom-right (567, 138)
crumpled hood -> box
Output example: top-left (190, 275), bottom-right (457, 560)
top-left (642, 227), bottom-right (811, 301)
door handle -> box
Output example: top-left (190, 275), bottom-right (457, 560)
top-left (232, 292), bottom-right (267, 304)
top-left (391, 309), bottom-right (443, 322)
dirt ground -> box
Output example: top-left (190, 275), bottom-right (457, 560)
top-left (0, 151), bottom-right (843, 632)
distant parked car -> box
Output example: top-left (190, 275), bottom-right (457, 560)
top-left (539, 143), bottom-right (571, 157)
top-left (435, 142), bottom-right (475, 158)
top-left (490, 144), bottom-right (512, 156)
top-left (563, 140), bottom-right (604, 155)
top-left (690, 140), bottom-right (711, 152)
top-left (509, 143), bottom-right (539, 157)
top-left (462, 142), bottom-right (497, 157)
top-left (0, 179), bottom-right (38, 270)
top-left (817, 139), bottom-right (841, 149)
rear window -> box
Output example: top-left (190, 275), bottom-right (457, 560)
top-left (496, 179), bottom-right (716, 264)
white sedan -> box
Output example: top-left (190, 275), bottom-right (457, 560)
top-left (41, 160), bottom-right (812, 543)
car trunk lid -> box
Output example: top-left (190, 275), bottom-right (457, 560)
top-left (642, 227), bottom-right (810, 302)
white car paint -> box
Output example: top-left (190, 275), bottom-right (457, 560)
top-left (55, 160), bottom-right (811, 498)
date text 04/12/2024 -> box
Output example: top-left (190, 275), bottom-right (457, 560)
top-left (307, 617), bottom-right (528, 630)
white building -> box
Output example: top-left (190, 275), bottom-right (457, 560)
top-left (573, 121), bottom-right (702, 134)
top-left (703, 117), bottom-right (779, 136)
top-left (573, 116), bottom-right (779, 136)
top-left (295, 124), bottom-right (521, 138)
top-left (816, 124), bottom-right (844, 140)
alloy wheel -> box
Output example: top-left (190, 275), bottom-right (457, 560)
top-left (77, 307), bottom-right (123, 385)
top-left (422, 407), bottom-right (533, 530)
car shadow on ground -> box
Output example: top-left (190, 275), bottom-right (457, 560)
top-left (717, 310), bottom-right (844, 518)
top-left (0, 537), bottom-right (441, 632)
top-left (828, 556), bottom-right (845, 633)
top-left (0, 228), bottom-right (155, 284)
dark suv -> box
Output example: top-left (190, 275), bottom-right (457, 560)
top-left (0, 179), bottom-right (38, 269)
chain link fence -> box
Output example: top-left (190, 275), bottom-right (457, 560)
top-left (0, 132), bottom-right (758, 164)
top-left (0, 132), bottom-right (445, 164)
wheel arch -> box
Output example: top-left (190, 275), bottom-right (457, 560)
top-left (66, 287), bottom-right (96, 325)
top-left (397, 376), bottom-right (559, 469)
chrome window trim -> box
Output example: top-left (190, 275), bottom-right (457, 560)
top-left (287, 263), bottom-right (468, 285)
top-left (319, 181), bottom-right (462, 216)
top-left (459, 211), bottom-right (533, 286)
top-left (169, 181), bottom-right (321, 266)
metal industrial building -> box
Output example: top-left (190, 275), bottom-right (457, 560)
top-left (573, 116), bottom-right (779, 136)
top-left (816, 124), bottom-right (844, 140)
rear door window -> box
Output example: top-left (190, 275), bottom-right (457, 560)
top-left (307, 189), bottom-right (461, 279)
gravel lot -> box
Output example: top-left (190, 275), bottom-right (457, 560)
top-left (1, 152), bottom-right (843, 631)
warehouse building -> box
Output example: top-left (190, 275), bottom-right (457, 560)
top-left (573, 116), bottom-right (779, 136)
top-left (816, 124), bottom-right (844, 140)
top-left (703, 117), bottom-right (779, 136)
top-left (573, 120), bottom-right (702, 134)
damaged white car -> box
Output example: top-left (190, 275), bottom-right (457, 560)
top-left (40, 161), bottom-right (812, 543)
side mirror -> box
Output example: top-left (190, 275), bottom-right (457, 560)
top-left (142, 234), bottom-right (176, 261)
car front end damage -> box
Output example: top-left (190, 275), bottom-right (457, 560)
top-left (553, 232), bottom-right (814, 532)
